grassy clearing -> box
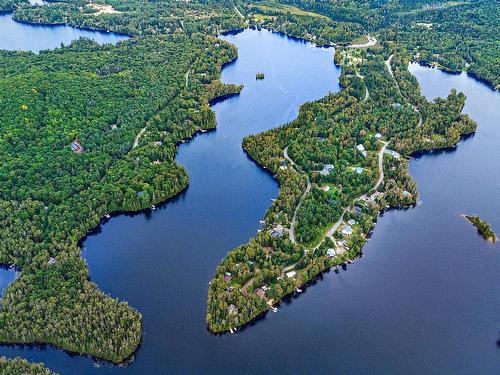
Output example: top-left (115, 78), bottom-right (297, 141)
top-left (249, 2), bottom-right (330, 20)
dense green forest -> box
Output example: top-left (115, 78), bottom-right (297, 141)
top-left (0, 0), bottom-right (497, 371)
top-left (465, 215), bottom-right (497, 242)
top-left (0, 356), bottom-right (54, 374)
top-left (0, 3), bottom-right (241, 365)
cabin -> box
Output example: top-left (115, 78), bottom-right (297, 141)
top-left (327, 248), bottom-right (336, 257)
top-left (385, 149), bottom-right (400, 159)
top-left (347, 219), bottom-right (356, 226)
top-left (285, 271), bottom-right (296, 278)
top-left (47, 257), bottom-right (57, 265)
top-left (228, 304), bottom-right (238, 315)
top-left (224, 272), bottom-right (232, 282)
top-left (269, 224), bottom-right (284, 238)
top-left (370, 191), bottom-right (385, 201)
top-left (321, 185), bottom-right (330, 192)
top-left (375, 133), bottom-right (382, 139)
top-left (255, 288), bottom-right (266, 299)
top-left (320, 164), bottom-right (334, 175)
top-left (154, 141), bottom-right (163, 146)
top-left (70, 140), bottom-right (84, 154)
top-left (342, 225), bottom-right (353, 236)
top-left (355, 167), bottom-right (363, 174)
top-left (356, 144), bottom-right (365, 152)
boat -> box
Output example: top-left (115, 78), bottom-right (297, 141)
top-left (295, 287), bottom-right (302, 293)
top-left (104, 214), bottom-right (110, 219)
top-left (151, 205), bottom-right (156, 210)
top-left (229, 328), bottom-right (234, 334)
top-left (272, 307), bottom-right (277, 313)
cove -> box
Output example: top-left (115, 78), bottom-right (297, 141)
top-left (0, 29), bottom-right (498, 374)
top-left (0, 11), bottom-right (128, 52)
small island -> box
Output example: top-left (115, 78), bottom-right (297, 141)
top-left (256, 72), bottom-right (265, 80)
top-left (464, 215), bottom-right (497, 242)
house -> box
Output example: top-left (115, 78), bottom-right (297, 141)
top-left (228, 304), bottom-right (238, 315)
top-left (385, 149), bottom-right (401, 159)
top-left (361, 150), bottom-right (367, 158)
top-left (154, 141), bottom-right (163, 146)
top-left (342, 225), bottom-right (353, 236)
top-left (320, 164), bottom-right (334, 175)
top-left (355, 167), bottom-right (363, 174)
top-left (152, 160), bottom-right (161, 165)
top-left (224, 272), bottom-right (232, 282)
top-left (375, 133), bottom-right (382, 139)
top-left (280, 165), bottom-right (287, 170)
top-left (70, 140), bottom-right (83, 153)
top-left (327, 248), bottom-right (336, 257)
top-left (269, 224), bottom-right (284, 238)
top-left (47, 257), bottom-right (57, 265)
top-left (285, 271), bottom-right (296, 278)
top-left (370, 191), bottom-right (385, 201)
top-left (321, 185), bottom-right (330, 192)
top-left (356, 144), bottom-right (365, 152)
top-left (255, 288), bottom-right (266, 299)
top-left (354, 206), bottom-right (363, 217)
top-left (110, 124), bottom-right (117, 130)
top-left (347, 219), bottom-right (356, 226)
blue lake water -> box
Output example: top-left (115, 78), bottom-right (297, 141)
top-left (0, 266), bottom-right (17, 298)
top-left (0, 25), bottom-right (499, 374)
top-left (0, 11), bottom-right (128, 52)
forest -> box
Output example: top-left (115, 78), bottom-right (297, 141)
top-left (0, 4), bottom-right (241, 365)
top-left (0, 356), bottom-right (54, 375)
top-left (0, 0), bottom-right (496, 371)
top-left (465, 215), bottom-right (497, 242)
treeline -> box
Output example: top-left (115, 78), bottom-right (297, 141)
top-left (0, 0), bottom-right (26, 12)
top-left (13, 0), bottom-right (243, 37)
top-left (0, 356), bottom-right (55, 375)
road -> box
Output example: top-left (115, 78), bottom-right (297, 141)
top-left (132, 127), bottom-right (146, 149)
top-left (385, 54), bottom-right (422, 127)
top-left (284, 146), bottom-right (311, 245)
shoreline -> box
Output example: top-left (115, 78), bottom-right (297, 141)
top-left (412, 60), bottom-right (498, 91)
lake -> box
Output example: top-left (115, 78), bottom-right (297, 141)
top-left (0, 25), bottom-right (499, 374)
top-left (0, 11), bottom-right (128, 52)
